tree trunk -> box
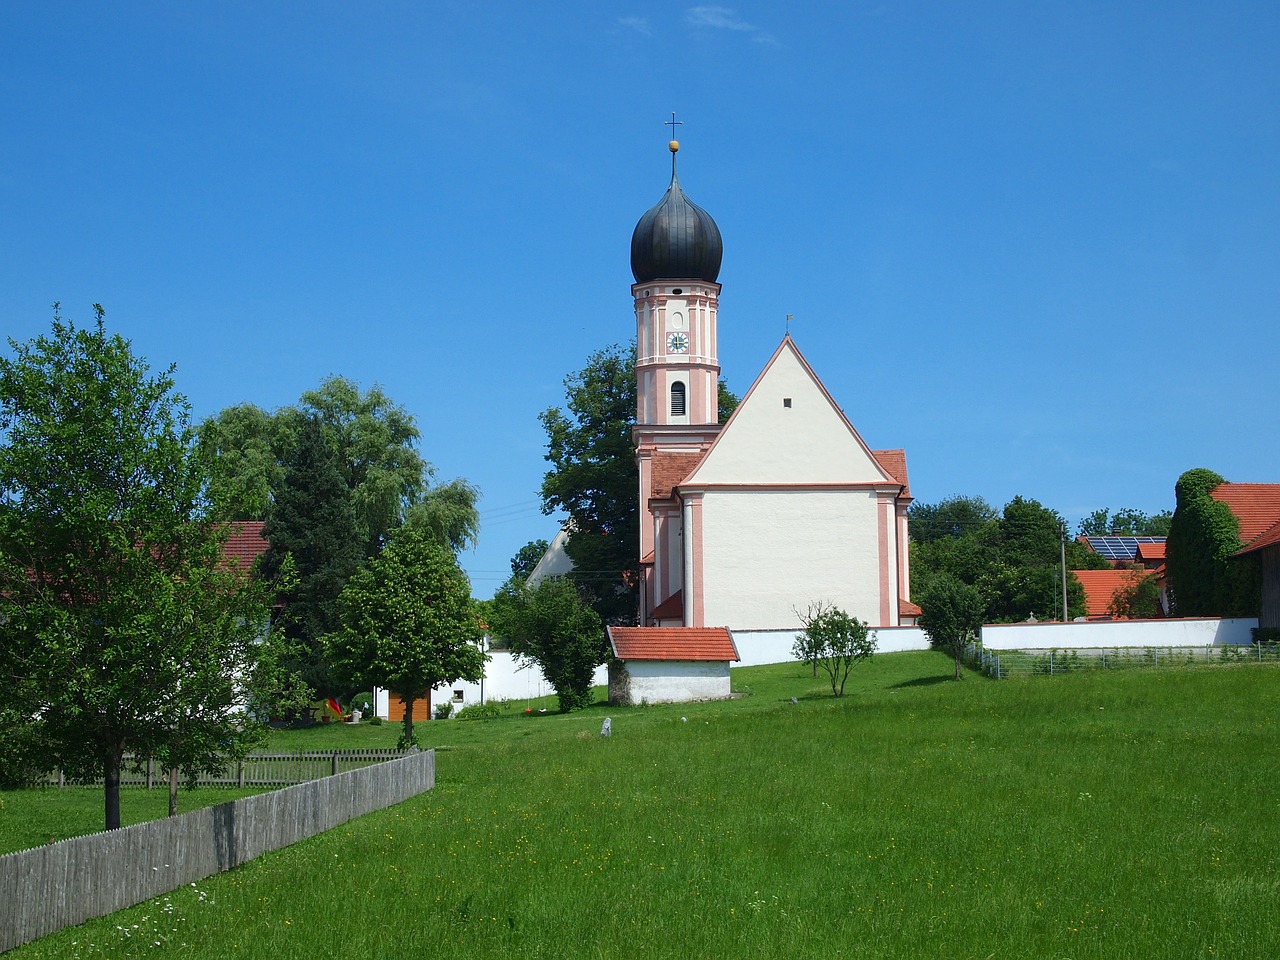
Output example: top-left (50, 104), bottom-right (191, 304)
top-left (104, 750), bottom-right (123, 831)
top-left (402, 696), bottom-right (415, 747)
top-left (954, 649), bottom-right (962, 680)
top-left (168, 766), bottom-right (179, 817)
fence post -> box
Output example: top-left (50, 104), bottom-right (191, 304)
top-left (1050, 651), bottom-right (1055, 676)
top-left (238, 760), bottom-right (245, 788)
top-left (147, 755), bottom-right (154, 790)
top-left (332, 752), bottom-right (339, 777)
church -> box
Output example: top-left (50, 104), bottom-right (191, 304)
top-left (626, 137), bottom-right (918, 652)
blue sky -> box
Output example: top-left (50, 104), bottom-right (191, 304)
top-left (3, 2), bottom-right (1277, 595)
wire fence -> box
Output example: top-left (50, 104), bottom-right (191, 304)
top-left (38, 749), bottom-right (410, 789)
top-left (965, 643), bottom-right (1280, 679)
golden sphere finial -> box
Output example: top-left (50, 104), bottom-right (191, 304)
top-left (669, 139), bottom-right (680, 153)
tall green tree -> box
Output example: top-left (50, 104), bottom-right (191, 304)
top-left (539, 345), bottom-right (738, 624)
top-left (1077, 507), bottom-right (1173, 537)
top-left (1166, 468), bottom-right (1260, 617)
top-left (911, 494), bottom-right (1101, 622)
top-left (510, 539), bottom-right (550, 581)
top-left (261, 415), bottom-right (364, 697)
top-left (198, 376), bottom-right (478, 557)
top-left (487, 576), bottom-right (605, 712)
top-left (194, 403), bottom-right (292, 521)
top-left (0, 307), bottom-right (297, 830)
top-left (325, 524), bottom-right (485, 748)
top-left (539, 345), bottom-right (640, 623)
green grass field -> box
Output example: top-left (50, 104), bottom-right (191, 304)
top-left (6, 651), bottom-right (1280, 959)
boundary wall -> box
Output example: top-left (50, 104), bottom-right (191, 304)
top-left (980, 617), bottom-right (1258, 650)
top-left (0, 749), bottom-right (435, 952)
top-left (731, 626), bottom-right (930, 667)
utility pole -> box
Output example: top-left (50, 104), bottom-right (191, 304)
top-left (1060, 521), bottom-right (1069, 621)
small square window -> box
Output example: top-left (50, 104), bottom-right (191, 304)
top-left (452, 690), bottom-right (464, 703)
top-left (783, 398), bottom-right (792, 408)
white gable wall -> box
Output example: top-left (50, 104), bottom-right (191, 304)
top-left (686, 342), bottom-right (890, 486)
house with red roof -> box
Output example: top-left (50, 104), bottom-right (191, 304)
top-left (1213, 483), bottom-right (1280, 631)
top-left (607, 626), bottom-right (739, 705)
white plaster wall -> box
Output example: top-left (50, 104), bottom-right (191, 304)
top-left (617, 660), bottom-right (731, 704)
top-left (730, 626), bottom-right (929, 667)
top-left (981, 617), bottom-right (1258, 650)
top-left (698, 488), bottom-right (882, 629)
top-left (688, 343), bottom-right (887, 485)
top-left (374, 652), bottom-right (609, 718)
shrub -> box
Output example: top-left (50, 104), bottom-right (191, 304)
top-left (434, 701), bottom-right (455, 720)
top-left (456, 701), bottom-right (502, 721)
top-left (350, 692), bottom-right (374, 717)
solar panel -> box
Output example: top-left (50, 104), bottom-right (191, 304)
top-left (1083, 536), bottom-right (1165, 560)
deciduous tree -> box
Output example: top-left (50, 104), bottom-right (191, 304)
top-left (918, 576), bottom-right (986, 679)
top-left (487, 576), bottom-right (605, 712)
top-left (0, 307), bottom-right (299, 829)
top-left (793, 602), bottom-right (876, 697)
top-left (325, 524), bottom-right (485, 748)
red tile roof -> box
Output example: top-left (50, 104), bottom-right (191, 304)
top-left (650, 451), bottom-right (705, 500)
top-left (871, 449), bottom-right (910, 497)
top-left (221, 520), bottom-right (269, 573)
top-left (1136, 541), bottom-right (1166, 561)
top-left (1072, 568), bottom-right (1154, 619)
top-left (899, 597), bottom-right (922, 617)
top-left (651, 589), bottom-right (684, 620)
top-left (1210, 483), bottom-right (1280, 544)
top-left (608, 626), bottom-right (739, 662)
top-left (1238, 517), bottom-right (1280, 556)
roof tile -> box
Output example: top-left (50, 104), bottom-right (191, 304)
top-left (1210, 483), bottom-right (1280, 544)
top-left (608, 626), bottom-right (739, 662)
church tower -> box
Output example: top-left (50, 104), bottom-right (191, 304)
top-left (630, 137), bottom-right (724, 624)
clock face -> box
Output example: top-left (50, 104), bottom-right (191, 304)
top-left (666, 331), bottom-right (690, 354)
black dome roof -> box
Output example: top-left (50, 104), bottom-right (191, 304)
top-left (630, 158), bottom-right (722, 284)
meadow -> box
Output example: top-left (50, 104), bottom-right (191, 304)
top-left (5, 650), bottom-right (1280, 959)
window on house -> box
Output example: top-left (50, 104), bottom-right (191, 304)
top-left (671, 382), bottom-right (687, 417)
top-left (452, 690), bottom-right (464, 703)
top-left (783, 397), bottom-right (792, 408)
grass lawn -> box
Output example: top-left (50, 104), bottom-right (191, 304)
top-left (6, 650), bottom-right (1280, 958)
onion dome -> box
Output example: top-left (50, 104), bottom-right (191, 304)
top-left (630, 141), bottom-right (723, 284)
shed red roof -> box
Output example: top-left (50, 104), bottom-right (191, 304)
top-left (608, 626), bottom-right (739, 662)
top-left (1210, 483), bottom-right (1280, 544)
top-left (899, 597), bottom-right (922, 617)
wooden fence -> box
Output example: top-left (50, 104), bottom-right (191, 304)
top-left (40, 749), bottom-right (409, 789)
top-left (0, 748), bottom-right (435, 953)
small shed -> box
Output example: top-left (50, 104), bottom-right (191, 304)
top-left (606, 626), bottom-right (739, 706)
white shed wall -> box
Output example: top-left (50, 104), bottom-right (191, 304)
top-left (612, 659), bottom-right (731, 705)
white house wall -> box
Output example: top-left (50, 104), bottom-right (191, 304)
top-left (695, 488), bottom-right (885, 629)
top-left (374, 653), bottom-right (609, 718)
top-left (731, 626), bottom-right (930, 666)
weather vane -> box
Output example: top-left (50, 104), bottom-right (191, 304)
top-left (786, 314), bottom-right (794, 335)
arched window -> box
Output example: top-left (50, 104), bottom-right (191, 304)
top-left (670, 381), bottom-right (687, 417)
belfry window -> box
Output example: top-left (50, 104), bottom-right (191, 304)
top-left (670, 382), bottom-right (687, 417)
